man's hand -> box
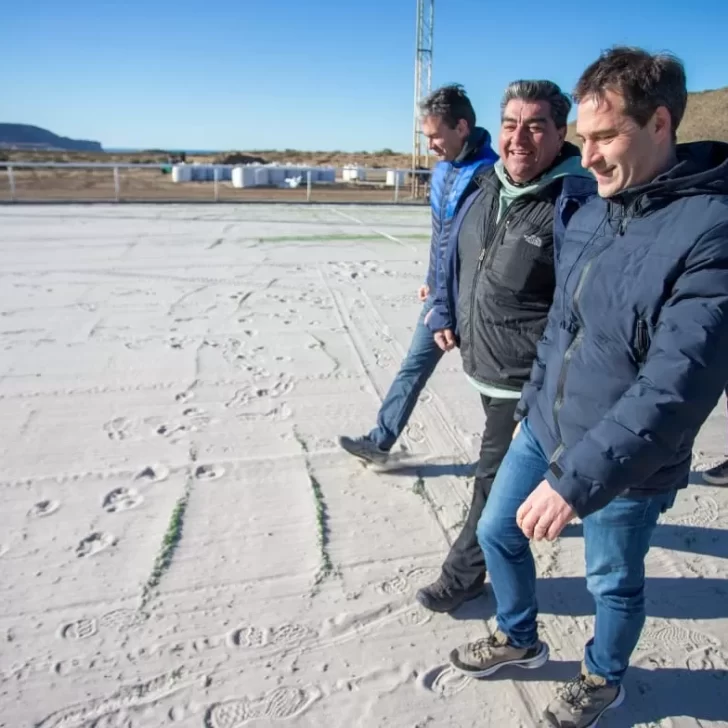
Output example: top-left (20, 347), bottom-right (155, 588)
top-left (516, 480), bottom-right (575, 541)
top-left (418, 284), bottom-right (430, 302)
top-left (434, 328), bottom-right (456, 352)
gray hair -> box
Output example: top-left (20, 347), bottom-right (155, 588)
top-left (500, 80), bottom-right (572, 128)
top-left (420, 84), bottom-right (476, 130)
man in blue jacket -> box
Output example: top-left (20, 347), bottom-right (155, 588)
top-left (338, 85), bottom-right (497, 464)
top-left (449, 47), bottom-right (728, 728)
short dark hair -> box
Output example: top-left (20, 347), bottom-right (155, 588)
top-left (573, 46), bottom-right (687, 139)
top-left (420, 84), bottom-right (476, 130)
top-left (500, 80), bottom-right (572, 129)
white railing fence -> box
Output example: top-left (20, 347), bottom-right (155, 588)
top-left (0, 162), bottom-right (432, 205)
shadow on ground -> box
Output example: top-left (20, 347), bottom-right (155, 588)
top-left (378, 458), bottom-right (476, 479)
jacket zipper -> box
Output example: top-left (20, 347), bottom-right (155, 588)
top-left (635, 317), bottom-right (649, 364)
top-left (468, 194), bottom-right (536, 375)
top-left (551, 256), bottom-right (594, 443)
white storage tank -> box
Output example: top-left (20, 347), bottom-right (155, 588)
top-left (268, 166), bottom-right (286, 186)
top-left (232, 166), bottom-right (258, 188)
top-left (343, 165), bottom-right (366, 182)
top-left (385, 170), bottom-right (407, 187)
top-left (172, 164), bottom-right (192, 183)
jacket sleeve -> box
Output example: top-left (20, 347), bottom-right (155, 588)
top-left (515, 282), bottom-right (562, 421)
top-left (547, 222), bottom-right (728, 518)
top-left (425, 221), bottom-right (437, 290)
top-left (426, 188), bottom-right (475, 334)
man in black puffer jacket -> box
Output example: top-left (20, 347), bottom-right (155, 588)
top-left (418, 81), bottom-right (595, 613)
top-left (449, 47), bottom-right (728, 728)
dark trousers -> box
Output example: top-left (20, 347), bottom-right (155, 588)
top-left (441, 394), bottom-right (519, 591)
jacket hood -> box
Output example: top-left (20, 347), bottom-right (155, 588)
top-left (454, 126), bottom-right (495, 165)
top-left (619, 141), bottom-right (728, 209)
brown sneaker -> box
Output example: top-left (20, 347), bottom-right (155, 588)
top-left (449, 629), bottom-right (549, 678)
top-left (543, 666), bottom-right (625, 727)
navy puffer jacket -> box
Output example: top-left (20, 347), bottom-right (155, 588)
top-left (519, 142), bottom-right (728, 518)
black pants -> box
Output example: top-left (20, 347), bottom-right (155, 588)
top-left (441, 394), bottom-right (519, 591)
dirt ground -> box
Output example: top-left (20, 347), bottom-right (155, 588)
top-left (0, 168), bottom-right (427, 205)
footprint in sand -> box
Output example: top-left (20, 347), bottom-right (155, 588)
top-left (27, 499), bottom-right (61, 518)
top-left (205, 686), bottom-right (319, 728)
top-left (405, 422), bottom-right (426, 444)
top-left (102, 487), bottom-right (143, 513)
top-left (418, 665), bottom-right (471, 697)
top-left (375, 574), bottom-right (409, 596)
top-left (103, 417), bottom-right (132, 441)
top-left (685, 647), bottom-right (728, 671)
top-left (76, 532), bottom-right (116, 558)
top-left (269, 623), bottom-right (318, 648)
top-left (59, 618), bottom-right (98, 641)
top-left (227, 626), bottom-right (268, 649)
top-left (135, 464), bottom-right (170, 483)
top-left (99, 608), bottom-right (148, 633)
top-left (398, 605), bottom-right (433, 628)
top-left (155, 423), bottom-right (188, 438)
top-left (175, 391), bottom-right (194, 403)
top-left (195, 464), bottom-right (225, 481)
top-left (665, 493), bottom-right (719, 527)
top-left (638, 623), bottom-right (721, 654)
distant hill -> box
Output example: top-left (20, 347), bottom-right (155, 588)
top-left (0, 124), bottom-right (103, 152)
top-left (567, 86), bottom-right (728, 144)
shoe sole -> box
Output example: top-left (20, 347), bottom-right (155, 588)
top-left (451, 641), bottom-right (549, 678)
top-left (702, 473), bottom-right (728, 485)
top-left (591, 685), bottom-right (626, 726)
top-left (339, 446), bottom-right (388, 466)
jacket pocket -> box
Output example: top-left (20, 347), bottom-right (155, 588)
top-left (491, 222), bottom-right (554, 295)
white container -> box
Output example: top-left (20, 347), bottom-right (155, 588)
top-left (232, 166), bottom-right (258, 188)
top-left (343, 166), bottom-right (366, 182)
top-left (268, 167), bottom-right (286, 185)
top-left (386, 170), bottom-right (406, 187)
top-left (254, 167), bottom-right (270, 186)
top-left (172, 165), bottom-right (192, 183)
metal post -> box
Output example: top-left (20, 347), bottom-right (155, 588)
top-left (214, 167), bottom-right (220, 202)
top-left (306, 170), bottom-right (312, 202)
top-left (394, 169), bottom-right (400, 203)
top-left (7, 167), bottom-right (16, 202)
top-left (113, 166), bottom-right (120, 202)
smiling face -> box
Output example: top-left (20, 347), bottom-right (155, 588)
top-left (421, 114), bottom-right (470, 162)
top-left (576, 88), bottom-right (673, 197)
top-left (499, 98), bottom-right (566, 183)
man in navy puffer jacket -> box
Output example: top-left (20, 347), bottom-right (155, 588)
top-left (339, 85), bottom-right (497, 463)
top-left (448, 47), bottom-right (728, 728)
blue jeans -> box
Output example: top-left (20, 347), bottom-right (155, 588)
top-left (476, 418), bottom-right (676, 685)
top-left (368, 301), bottom-right (443, 450)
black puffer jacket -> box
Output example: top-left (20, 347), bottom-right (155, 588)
top-left (456, 146), bottom-right (594, 391)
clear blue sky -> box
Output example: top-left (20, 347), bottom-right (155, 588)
top-left (3, 0), bottom-right (728, 152)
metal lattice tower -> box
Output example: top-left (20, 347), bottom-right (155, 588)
top-left (412, 0), bottom-right (434, 195)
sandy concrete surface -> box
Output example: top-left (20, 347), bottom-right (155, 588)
top-left (0, 204), bottom-right (726, 728)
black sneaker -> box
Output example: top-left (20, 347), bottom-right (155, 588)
top-left (338, 435), bottom-right (389, 465)
top-left (703, 459), bottom-right (728, 485)
top-left (415, 577), bottom-right (485, 613)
